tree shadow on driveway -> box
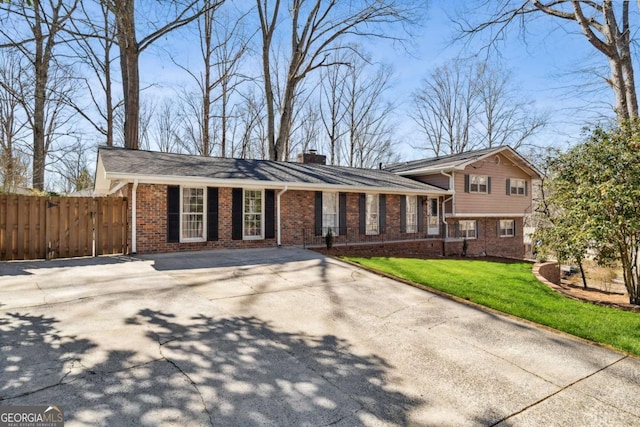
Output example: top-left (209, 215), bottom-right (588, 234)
top-left (1, 308), bottom-right (424, 426)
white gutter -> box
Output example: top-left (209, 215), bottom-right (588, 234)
top-left (131, 180), bottom-right (138, 254)
top-left (102, 173), bottom-right (452, 196)
top-left (276, 185), bottom-right (288, 246)
top-left (439, 170), bottom-right (455, 238)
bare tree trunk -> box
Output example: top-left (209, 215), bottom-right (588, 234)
top-left (460, 1), bottom-right (638, 123)
top-left (107, 0), bottom-right (223, 151)
top-left (257, 0), bottom-right (413, 161)
top-left (112, 0), bottom-right (139, 149)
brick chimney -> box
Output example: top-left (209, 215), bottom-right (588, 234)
top-left (297, 149), bottom-right (326, 165)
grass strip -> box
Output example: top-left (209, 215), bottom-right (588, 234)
top-left (346, 257), bottom-right (640, 356)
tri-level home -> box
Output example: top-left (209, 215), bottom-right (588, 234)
top-left (385, 146), bottom-right (542, 258)
top-left (93, 145), bottom-right (540, 259)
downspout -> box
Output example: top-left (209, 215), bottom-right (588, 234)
top-left (440, 170), bottom-right (454, 238)
top-left (276, 185), bottom-right (288, 246)
top-left (131, 180), bottom-right (138, 254)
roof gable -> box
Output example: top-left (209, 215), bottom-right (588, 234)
top-left (385, 146), bottom-right (542, 179)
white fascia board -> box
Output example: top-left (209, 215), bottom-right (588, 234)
top-left (445, 213), bottom-right (526, 218)
top-left (396, 166), bottom-right (458, 176)
top-left (94, 156), bottom-right (111, 194)
top-left (103, 172), bottom-right (453, 196)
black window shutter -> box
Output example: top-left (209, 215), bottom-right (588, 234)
top-left (207, 187), bottom-right (219, 241)
top-left (339, 193), bottom-right (347, 235)
top-left (379, 194), bottom-right (386, 234)
top-left (400, 196), bottom-right (406, 233)
top-left (464, 174), bottom-right (470, 193)
top-left (265, 189), bottom-right (275, 239)
top-left (513, 219), bottom-right (517, 236)
top-left (476, 220), bottom-right (480, 238)
top-left (417, 196), bottom-right (424, 233)
top-left (525, 181), bottom-right (529, 196)
top-left (167, 186), bottom-right (180, 243)
top-left (231, 188), bottom-right (243, 240)
top-left (487, 177), bottom-right (492, 194)
top-left (314, 191), bottom-right (323, 236)
top-left (359, 193), bottom-right (366, 235)
top-left (497, 220), bottom-right (501, 237)
top-left (506, 178), bottom-right (511, 195)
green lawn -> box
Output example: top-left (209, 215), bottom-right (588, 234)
top-left (345, 257), bottom-right (640, 356)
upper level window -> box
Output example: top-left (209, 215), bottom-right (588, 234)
top-left (322, 192), bottom-right (339, 235)
top-left (366, 194), bottom-right (379, 235)
top-left (405, 195), bottom-right (417, 233)
top-left (181, 187), bottom-right (205, 241)
top-left (499, 219), bottom-right (515, 237)
top-left (509, 178), bottom-right (527, 196)
top-left (244, 189), bottom-right (263, 239)
top-left (470, 175), bottom-right (488, 193)
top-left (458, 220), bottom-right (477, 239)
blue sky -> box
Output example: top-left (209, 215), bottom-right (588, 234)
top-left (138, 0), bottom-right (618, 161)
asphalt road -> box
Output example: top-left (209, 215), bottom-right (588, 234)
top-left (1, 248), bottom-right (638, 426)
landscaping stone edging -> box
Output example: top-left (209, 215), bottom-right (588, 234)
top-left (532, 262), bottom-right (640, 313)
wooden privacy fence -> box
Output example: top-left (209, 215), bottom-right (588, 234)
top-left (0, 194), bottom-right (128, 261)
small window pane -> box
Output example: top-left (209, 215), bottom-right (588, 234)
top-left (470, 175), bottom-right (488, 194)
top-left (406, 195), bottom-right (417, 233)
top-left (500, 219), bottom-right (515, 237)
top-left (459, 220), bottom-right (477, 239)
top-left (510, 178), bottom-right (526, 196)
top-left (366, 194), bottom-right (379, 235)
top-left (244, 190), bottom-right (263, 238)
top-left (181, 188), bottom-right (204, 240)
top-left (322, 192), bottom-right (339, 235)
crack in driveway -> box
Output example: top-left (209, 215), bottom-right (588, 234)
top-left (152, 332), bottom-right (215, 427)
top-left (489, 355), bottom-right (631, 426)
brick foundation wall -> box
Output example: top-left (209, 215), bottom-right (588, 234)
top-left (314, 240), bottom-right (444, 258)
top-left (444, 217), bottom-right (524, 258)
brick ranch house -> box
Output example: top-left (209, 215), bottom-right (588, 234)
top-left (94, 145), bottom-right (540, 258)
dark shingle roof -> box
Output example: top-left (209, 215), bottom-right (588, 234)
top-left (384, 146), bottom-right (504, 173)
top-left (98, 146), bottom-right (449, 193)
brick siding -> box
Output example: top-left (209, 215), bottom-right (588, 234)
top-left (444, 217), bottom-right (524, 259)
top-left (125, 183), bottom-right (524, 259)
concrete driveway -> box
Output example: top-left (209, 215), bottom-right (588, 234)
top-left (1, 248), bottom-right (638, 426)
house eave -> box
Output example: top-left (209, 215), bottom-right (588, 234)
top-left (445, 213), bottom-right (527, 218)
top-left (98, 172), bottom-right (452, 196)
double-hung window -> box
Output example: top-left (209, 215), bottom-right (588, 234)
top-left (181, 187), bottom-right (205, 241)
top-left (365, 194), bottom-right (379, 235)
top-left (509, 178), bottom-right (526, 196)
top-left (458, 220), bottom-right (477, 239)
top-left (243, 189), bottom-right (263, 239)
top-left (405, 195), bottom-right (417, 233)
top-left (322, 192), bottom-right (339, 235)
top-left (499, 219), bottom-right (515, 237)
top-left (470, 175), bottom-right (488, 193)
